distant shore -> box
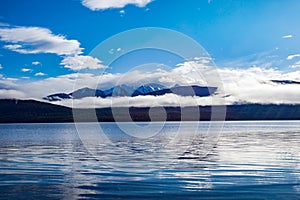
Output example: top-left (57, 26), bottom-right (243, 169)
top-left (1, 99), bottom-right (300, 123)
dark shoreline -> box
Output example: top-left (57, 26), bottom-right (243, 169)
top-left (1, 99), bottom-right (300, 123)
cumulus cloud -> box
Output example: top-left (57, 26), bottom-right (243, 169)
top-left (60, 55), bottom-right (107, 70)
top-left (34, 72), bottom-right (46, 76)
top-left (82, 0), bottom-right (152, 10)
top-left (21, 68), bottom-right (31, 72)
top-left (0, 26), bottom-right (82, 55)
top-left (0, 25), bottom-right (107, 71)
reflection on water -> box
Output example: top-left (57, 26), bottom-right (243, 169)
top-left (0, 121), bottom-right (300, 199)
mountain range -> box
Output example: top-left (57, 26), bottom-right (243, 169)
top-left (43, 84), bottom-right (218, 101)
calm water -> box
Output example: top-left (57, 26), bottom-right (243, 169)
top-left (0, 121), bottom-right (300, 199)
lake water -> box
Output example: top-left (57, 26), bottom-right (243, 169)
top-left (0, 121), bottom-right (300, 199)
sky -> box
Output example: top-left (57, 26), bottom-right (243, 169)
top-left (0, 0), bottom-right (300, 106)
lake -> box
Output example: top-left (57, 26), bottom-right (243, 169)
top-left (0, 121), bottom-right (300, 199)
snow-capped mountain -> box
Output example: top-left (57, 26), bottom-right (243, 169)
top-left (132, 83), bottom-right (165, 96)
top-left (104, 84), bottom-right (136, 97)
top-left (70, 87), bottom-right (104, 98)
top-left (43, 84), bottom-right (217, 101)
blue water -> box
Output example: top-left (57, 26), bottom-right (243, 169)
top-left (0, 121), bottom-right (300, 199)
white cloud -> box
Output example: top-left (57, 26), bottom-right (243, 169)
top-left (287, 54), bottom-right (300, 60)
top-left (17, 73), bottom-right (101, 98)
top-left (0, 75), bottom-right (26, 99)
top-left (0, 64), bottom-right (2, 69)
top-left (0, 89), bottom-right (26, 99)
top-left (51, 94), bottom-right (221, 108)
top-left (21, 68), bottom-right (31, 72)
top-left (0, 77), bottom-right (18, 89)
top-left (61, 55), bottom-right (107, 70)
top-left (0, 26), bottom-right (82, 55)
top-left (92, 60), bottom-right (220, 90)
top-left (32, 61), bottom-right (41, 65)
top-left (34, 72), bottom-right (46, 76)
top-left (82, 0), bottom-right (152, 10)
top-left (289, 61), bottom-right (300, 69)
top-left (219, 51), bottom-right (282, 70)
top-left (0, 25), bottom-right (106, 71)
top-left (2, 59), bottom-right (300, 106)
top-left (282, 34), bottom-right (293, 39)
top-left (4, 44), bottom-right (23, 51)
top-left (219, 67), bottom-right (300, 104)
top-left (119, 10), bottom-right (125, 16)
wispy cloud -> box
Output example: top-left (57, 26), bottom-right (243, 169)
top-left (282, 34), bottom-right (293, 39)
top-left (0, 22), bottom-right (10, 27)
top-left (287, 54), bottom-right (300, 60)
top-left (218, 51), bottom-right (282, 70)
top-left (289, 61), bottom-right (300, 69)
top-left (82, 0), bottom-right (152, 11)
top-left (0, 64), bottom-right (2, 69)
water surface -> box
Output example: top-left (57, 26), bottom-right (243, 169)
top-left (0, 121), bottom-right (300, 199)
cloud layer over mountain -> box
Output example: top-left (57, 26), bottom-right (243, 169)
top-left (1, 59), bottom-right (300, 107)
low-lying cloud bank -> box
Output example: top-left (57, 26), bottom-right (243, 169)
top-left (50, 94), bottom-right (223, 108)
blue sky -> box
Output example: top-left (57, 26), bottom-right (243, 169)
top-left (0, 0), bottom-right (300, 105)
